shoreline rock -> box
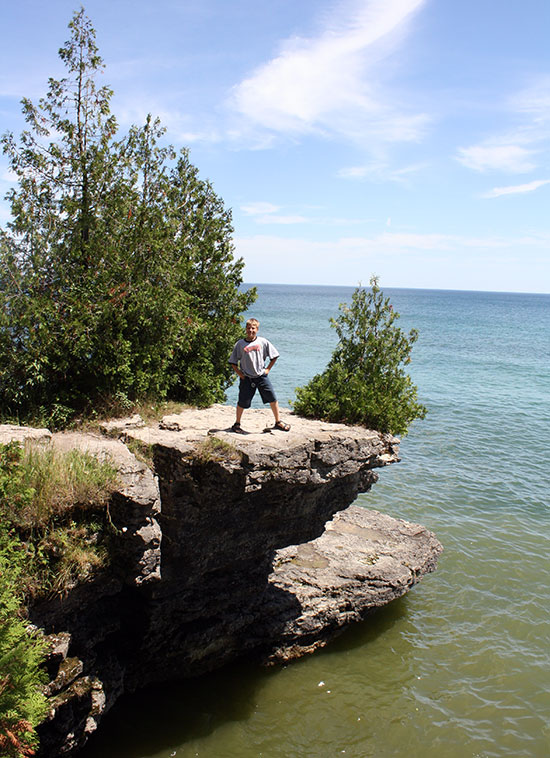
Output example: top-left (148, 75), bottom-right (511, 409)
top-left (2, 406), bottom-right (442, 756)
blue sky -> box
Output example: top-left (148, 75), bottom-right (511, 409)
top-left (1, 0), bottom-right (549, 293)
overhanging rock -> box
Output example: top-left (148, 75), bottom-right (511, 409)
top-left (4, 405), bottom-right (442, 756)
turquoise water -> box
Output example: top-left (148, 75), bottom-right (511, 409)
top-left (82, 284), bottom-right (550, 758)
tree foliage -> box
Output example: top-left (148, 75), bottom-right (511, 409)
top-left (0, 9), bottom-right (255, 425)
top-left (293, 277), bottom-right (427, 435)
top-left (0, 513), bottom-right (48, 758)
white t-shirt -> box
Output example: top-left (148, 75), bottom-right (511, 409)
top-left (229, 337), bottom-right (280, 378)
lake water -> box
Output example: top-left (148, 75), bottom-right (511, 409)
top-left (81, 284), bottom-right (550, 758)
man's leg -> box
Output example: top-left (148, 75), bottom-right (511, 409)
top-left (269, 400), bottom-right (280, 423)
top-left (270, 400), bottom-right (290, 430)
top-left (236, 404), bottom-right (245, 424)
top-left (233, 378), bottom-right (254, 431)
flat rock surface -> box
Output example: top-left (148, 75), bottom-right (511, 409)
top-left (262, 504), bottom-right (443, 660)
top-left (161, 404), bottom-right (388, 446)
top-left (108, 406), bottom-right (401, 481)
top-left (0, 423), bottom-right (52, 445)
top-left (102, 404), bottom-right (395, 453)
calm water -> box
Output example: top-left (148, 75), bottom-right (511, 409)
top-left (82, 284), bottom-right (550, 758)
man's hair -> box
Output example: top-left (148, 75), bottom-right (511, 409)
top-left (246, 318), bottom-right (260, 327)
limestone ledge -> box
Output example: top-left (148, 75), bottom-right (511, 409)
top-left (1, 406), bottom-right (442, 757)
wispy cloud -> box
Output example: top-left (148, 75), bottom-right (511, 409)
top-left (337, 161), bottom-right (426, 182)
top-left (235, 231), bottom-right (550, 288)
top-left (338, 165), bottom-right (374, 179)
top-left (239, 201), bottom-right (378, 227)
top-left (483, 179), bottom-right (550, 199)
top-left (241, 202), bottom-right (281, 216)
top-left (456, 144), bottom-right (537, 174)
top-left (457, 77), bottom-right (550, 175)
top-left (512, 76), bottom-right (550, 124)
top-left (228, 0), bottom-right (429, 146)
top-left (236, 230), bottom-right (549, 266)
top-left (240, 201), bottom-right (308, 225)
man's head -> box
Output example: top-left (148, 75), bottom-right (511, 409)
top-left (245, 318), bottom-right (259, 340)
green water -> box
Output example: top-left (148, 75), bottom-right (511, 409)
top-left (81, 286), bottom-right (550, 758)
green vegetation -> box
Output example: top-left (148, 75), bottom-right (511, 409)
top-left (0, 9), bottom-right (255, 429)
top-left (0, 8), bottom-right (257, 754)
top-left (124, 438), bottom-right (155, 470)
top-left (0, 435), bottom-right (117, 755)
top-left (0, 533), bottom-right (48, 758)
top-left (294, 277), bottom-right (427, 435)
top-left (0, 441), bottom-right (118, 599)
top-left (193, 436), bottom-right (242, 464)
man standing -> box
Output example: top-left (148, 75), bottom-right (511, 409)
top-left (229, 318), bottom-right (290, 433)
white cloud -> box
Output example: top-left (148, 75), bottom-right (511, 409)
top-left (373, 231), bottom-right (454, 250)
top-left (241, 202), bottom-right (281, 216)
top-left (483, 179), bottom-right (550, 199)
top-left (240, 201), bottom-right (308, 225)
top-left (457, 77), bottom-right (550, 176)
top-left (235, 230), bottom-right (550, 287)
top-left (235, 233), bottom-right (453, 271)
top-left (112, 99), bottom-right (225, 144)
top-left (456, 144), bottom-right (536, 174)
top-left (338, 165), bottom-right (373, 179)
top-left (337, 161), bottom-right (426, 182)
top-left (260, 215), bottom-right (309, 225)
top-left (512, 76), bottom-right (550, 123)
top-left (228, 0), bottom-right (429, 145)
top-left (235, 231), bottom-right (549, 270)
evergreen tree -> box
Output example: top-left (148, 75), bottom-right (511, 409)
top-left (293, 277), bottom-right (427, 435)
top-left (0, 9), bottom-right (254, 425)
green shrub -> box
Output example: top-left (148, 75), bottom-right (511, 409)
top-left (0, 531), bottom-right (48, 758)
top-left (294, 277), bottom-right (427, 435)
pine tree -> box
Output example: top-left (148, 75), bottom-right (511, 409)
top-left (294, 277), bottom-right (427, 435)
top-left (0, 9), bottom-right (254, 425)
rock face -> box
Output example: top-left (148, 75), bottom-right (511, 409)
top-left (262, 505), bottom-right (442, 661)
top-left (4, 406), bottom-right (442, 756)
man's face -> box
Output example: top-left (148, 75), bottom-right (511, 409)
top-left (245, 322), bottom-right (258, 340)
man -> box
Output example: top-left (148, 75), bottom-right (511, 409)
top-left (229, 318), bottom-right (290, 433)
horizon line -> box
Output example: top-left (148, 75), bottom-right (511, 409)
top-left (242, 282), bottom-right (550, 297)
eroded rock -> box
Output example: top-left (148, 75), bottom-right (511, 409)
top-left (259, 505), bottom-right (443, 661)
top-left (1, 406), bottom-right (443, 757)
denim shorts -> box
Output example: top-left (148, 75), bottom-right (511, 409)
top-left (238, 374), bottom-right (277, 408)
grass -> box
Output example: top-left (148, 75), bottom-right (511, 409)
top-left (124, 438), bottom-right (155, 470)
top-left (15, 445), bottom-right (117, 530)
top-left (193, 436), bottom-right (242, 464)
top-left (0, 441), bottom-right (118, 599)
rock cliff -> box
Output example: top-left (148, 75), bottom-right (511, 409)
top-left (1, 406), bottom-right (442, 756)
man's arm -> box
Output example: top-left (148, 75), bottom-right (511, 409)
top-left (230, 362), bottom-right (245, 380)
top-left (265, 357), bottom-right (278, 375)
